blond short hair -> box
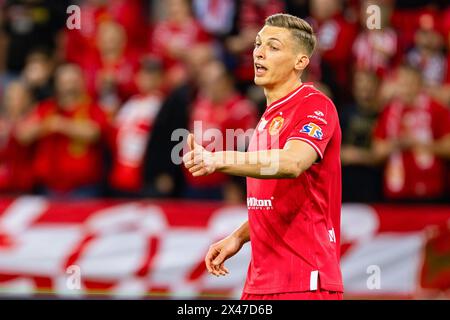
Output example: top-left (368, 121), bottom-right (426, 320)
top-left (265, 13), bottom-right (317, 57)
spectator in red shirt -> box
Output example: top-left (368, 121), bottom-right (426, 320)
top-left (406, 12), bottom-right (447, 87)
top-left (390, 5), bottom-right (441, 58)
top-left (83, 21), bottom-right (140, 116)
top-left (183, 59), bottom-right (257, 200)
top-left (149, 0), bottom-right (211, 90)
top-left (16, 64), bottom-right (111, 199)
top-left (109, 58), bottom-right (164, 196)
top-left (308, 0), bottom-right (358, 101)
top-left (0, 81), bottom-right (35, 194)
top-left (424, 8), bottom-right (450, 106)
top-left (352, 0), bottom-right (398, 77)
top-left (192, 0), bottom-right (236, 37)
top-left (373, 64), bottom-right (450, 202)
top-left (225, 0), bottom-right (285, 87)
top-left (64, 0), bottom-right (148, 66)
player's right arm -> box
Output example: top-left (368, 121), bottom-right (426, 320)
top-left (183, 133), bottom-right (318, 179)
top-left (205, 221), bottom-right (250, 276)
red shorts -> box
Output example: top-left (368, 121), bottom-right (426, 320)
top-left (241, 290), bottom-right (343, 300)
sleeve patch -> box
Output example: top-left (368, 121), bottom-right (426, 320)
top-left (300, 122), bottom-right (323, 140)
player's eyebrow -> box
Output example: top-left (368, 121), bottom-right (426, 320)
top-left (267, 37), bottom-right (283, 45)
top-left (255, 34), bottom-right (283, 45)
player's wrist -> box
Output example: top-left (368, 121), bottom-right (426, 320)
top-left (229, 233), bottom-right (246, 247)
top-left (230, 227), bottom-right (250, 245)
top-left (211, 151), bottom-right (225, 173)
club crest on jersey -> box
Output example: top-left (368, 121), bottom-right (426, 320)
top-left (269, 116), bottom-right (284, 135)
top-left (300, 122), bottom-right (323, 140)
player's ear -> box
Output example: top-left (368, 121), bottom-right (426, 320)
top-left (294, 54), bottom-right (309, 71)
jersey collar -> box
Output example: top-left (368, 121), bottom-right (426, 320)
top-left (266, 82), bottom-right (313, 113)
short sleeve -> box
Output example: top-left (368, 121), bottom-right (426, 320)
top-left (286, 94), bottom-right (337, 160)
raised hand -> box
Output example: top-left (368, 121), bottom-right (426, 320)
top-left (182, 133), bottom-right (216, 177)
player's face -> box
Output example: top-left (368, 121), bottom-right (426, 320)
top-left (253, 26), bottom-right (301, 88)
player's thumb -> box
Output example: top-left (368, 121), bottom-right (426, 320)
top-left (188, 133), bottom-right (203, 151)
top-left (187, 133), bottom-right (195, 151)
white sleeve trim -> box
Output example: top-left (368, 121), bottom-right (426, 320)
top-left (286, 137), bottom-right (324, 159)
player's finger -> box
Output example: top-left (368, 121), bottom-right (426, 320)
top-left (205, 246), bottom-right (219, 274)
top-left (189, 163), bottom-right (205, 173)
top-left (184, 161), bottom-right (195, 169)
top-left (204, 256), bottom-right (213, 274)
top-left (185, 158), bottom-right (198, 169)
top-left (211, 267), bottom-right (221, 277)
top-left (187, 133), bottom-right (194, 151)
top-left (182, 151), bottom-right (194, 166)
top-left (192, 136), bottom-right (203, 150)
top-left (208, 253), bottom-right (223, 276)
top-left (212, 250), bottom-right (228, 267)
top-left (216, 263), bottom-right (228, 276)
top-left (192, 166), bottom-right (206, 177)
top-left (192, 168), bottom-right (207, 177)
top-left (192, 150), bottom-right (203, 165)
top-left (184, 159), bottom-right (195, 169)
top-left (219, 263), bottom-right (229, 274)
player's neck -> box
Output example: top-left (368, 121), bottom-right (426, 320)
top-left (264, 79), bottom-right (303, 106)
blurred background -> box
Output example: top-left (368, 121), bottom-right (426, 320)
top-left (0, 0), bottom-right (448, 299)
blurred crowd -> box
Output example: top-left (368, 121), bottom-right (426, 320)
top-left (0, 0), bottom-right (449, 204)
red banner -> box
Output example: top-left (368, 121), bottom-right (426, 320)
top-left (0, 197), bottom-right (448, 299)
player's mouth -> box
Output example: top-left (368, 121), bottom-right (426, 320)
top-left (255, 63), bottom-right (268, 77)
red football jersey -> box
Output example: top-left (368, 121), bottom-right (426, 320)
top-left (244, 83), bottom-right (343, 294)
top-left (0, 122), bottom-right (35, 193)
top-left (31, 99), bottom-right (110, 193)
top-left (110, 94), bottom-right (163, 192)
top-left (373, 95), bottom-right (450, 200)
top-left (149, 19), bottom-right (211, 71)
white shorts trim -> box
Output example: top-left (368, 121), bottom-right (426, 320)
top-left (310, 270), bottom-right (319, 291)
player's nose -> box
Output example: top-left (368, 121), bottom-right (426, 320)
top-left (253, 46), bottom-right (264, 60)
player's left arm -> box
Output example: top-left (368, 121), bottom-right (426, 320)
top-left (183, 133), bottom-right (318, 179)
